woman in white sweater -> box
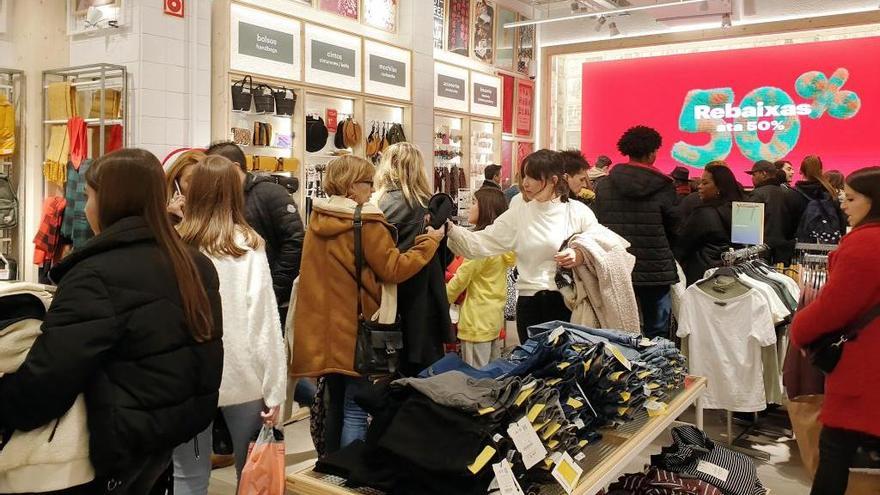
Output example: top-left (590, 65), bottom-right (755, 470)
top-left (172, 155), bottom-right (287, 494)
top-left (448, 149), bottom-right (598, 343)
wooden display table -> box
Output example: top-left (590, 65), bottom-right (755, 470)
top-left (287, 376), bottom-right (708, 495)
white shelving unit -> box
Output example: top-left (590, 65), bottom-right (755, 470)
top-left (0, 68), bottom-right (24, 281)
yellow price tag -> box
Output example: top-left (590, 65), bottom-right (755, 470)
top-left (467, 445), bottom-right (497, 474)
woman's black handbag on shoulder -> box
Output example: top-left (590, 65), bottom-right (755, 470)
top-left (352, 206), bottom-right (403, 375)
top-left (805, 303), bottom-right (880, 374)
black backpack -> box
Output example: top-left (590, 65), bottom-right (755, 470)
top-left (796, 189), bottom-right (842, 244)
top-left (0, 173), bottom-right (17, 230)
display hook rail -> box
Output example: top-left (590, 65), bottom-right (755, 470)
top-left (720, 244), bottom-right (768, 265)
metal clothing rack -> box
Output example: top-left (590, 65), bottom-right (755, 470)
top-left (0, 68), bottom-right (25, 280)
top-left (720, 244), bottom-right (769, 266)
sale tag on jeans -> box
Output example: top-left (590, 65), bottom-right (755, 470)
top-left (492, 459), bottom-right (525, 495)
top-left (507, 416), bottom-right (547, 469)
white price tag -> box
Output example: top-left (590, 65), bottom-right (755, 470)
top-left (548, 326), bottom-right (566, 343)
top-left (573, 417), bottom-right (585, 430)
top-left (697, 460), bottom-right (730, 483)
top-left (551, 451), bottom-right (584, 494)
top-left (492, 459), bottom-right (525, 495)
top-left (507, 416), bottom-right (548, 470)
top-left (0, 269), bottom-right (9, 280)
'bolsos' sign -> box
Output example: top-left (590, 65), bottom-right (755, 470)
top-left (581, 37), bottom-right (879, 182)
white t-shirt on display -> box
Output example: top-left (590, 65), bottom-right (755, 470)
top-left (703, 268), bottom-right (791, 324)
top-left (677, 285), bottom-right (776, 412)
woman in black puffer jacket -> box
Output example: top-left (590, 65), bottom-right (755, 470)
top-left (0, 149), bottom-right (223, 495)
top-left (674, 162), bottom-right (744, 286)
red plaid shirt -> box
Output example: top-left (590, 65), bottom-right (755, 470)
top-left (33, 196), bottom-right (66, 266)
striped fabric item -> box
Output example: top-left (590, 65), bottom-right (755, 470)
top-left (608, 467), bottom-right (723, 494)
top-left (652, 426), bottom-right (767, 495)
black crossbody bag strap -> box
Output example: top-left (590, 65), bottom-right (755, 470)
top-left (354, 205), bottom-right (364, 320)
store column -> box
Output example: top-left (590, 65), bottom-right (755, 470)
top-left (406, 1), bottom-right (436, 177)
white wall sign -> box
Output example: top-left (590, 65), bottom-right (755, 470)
top-left (231, 3), bottom-right (301, 80)
top-left (305, 24), bottom-right (362, 93)
top-left (434, 63), bottom-right (470, 114)
top-left (470, 71), bottom-right (501, 118)
top-left (364, 40), bottom-right (411, 101)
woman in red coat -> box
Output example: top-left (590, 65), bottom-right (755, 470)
top-left (791, 166), bottom-right (880, 495)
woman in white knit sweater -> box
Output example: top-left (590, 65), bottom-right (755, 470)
top-left (448, 149), bottom-right (599, 343)
top-left (172, 155), bottom-right (287, 494)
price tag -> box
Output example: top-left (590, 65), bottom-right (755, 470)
top-left (467, 445), bottom-right (497, 474)
top-left (573, 417), bottom-right (585, 430)
top-left (548, 326), bottom-right (566, 344)
top-left (492, 459), bottom-right (525, 495)
top-left (605, 344), bottom-right (633, 370)
top-left (551, 451), bottom-right (584, 494)
top-left (697, 460), bottom-right (730, 483)
top-left (507, 416), bottom-right (548, 469)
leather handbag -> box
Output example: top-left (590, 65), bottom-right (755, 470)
top-left (804, 303), bottom-right (880, 374)
top-left (254, 84), bottom-right (275, 114)
top-left (231, 127), bottom-right (252, 146)
top-left (343, 118), bottom-right (362, 149)
top-left (274, 87), bottom-right (297, 116)
top-left (353, 205), bottom-right (403, 375)
top-left (231, 75), bottom-right (254, 112)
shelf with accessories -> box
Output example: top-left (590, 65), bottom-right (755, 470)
top-left (0, 68), bottom-right (24, 281)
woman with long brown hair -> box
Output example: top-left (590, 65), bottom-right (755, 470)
top-left (0, 148), bottom-right (223, 494)
top-left (165, 149), bottom-right (205, 221)
top-left (172, 155), bottom-right (287, 493)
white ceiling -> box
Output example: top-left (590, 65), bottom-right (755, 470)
top-left (533, 0), bottom-right (880, 46)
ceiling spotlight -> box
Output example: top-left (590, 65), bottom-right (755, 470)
top-left (721, 13), bottom-right (732, 28)
top-left (595, 15), bottom-right (607, 31)
top-left (609, 22), bottom-right (620, 37)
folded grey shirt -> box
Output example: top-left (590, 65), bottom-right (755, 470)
top-left (392, 371), bottom-right (522, 415)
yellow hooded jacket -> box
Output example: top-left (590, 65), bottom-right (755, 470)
top-left (447, 252), bottom-right (516, 343)
top-left (0, 93), bottom-right (14, 157)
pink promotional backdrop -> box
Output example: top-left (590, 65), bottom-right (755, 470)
top-left (581, 37), bottom-right (880, 183)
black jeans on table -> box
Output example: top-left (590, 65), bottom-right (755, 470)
top-left (25, 449), bottom-right (172, 495)
top-left (812, 426), bottom-right (875, 495)
top-left (515, 291), bottom-right (572, 345)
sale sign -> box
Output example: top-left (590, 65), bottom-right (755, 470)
top-left (516, 80), bottom-right (534, 137)
top-left (581, 37), bottom-right (880, 182)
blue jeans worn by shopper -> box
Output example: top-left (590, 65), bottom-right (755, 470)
top-left (172, 399), bottom-right (264, 495)
top-left (634, 285), bottom-right (672, 339)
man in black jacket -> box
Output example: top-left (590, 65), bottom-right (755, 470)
top-left (746, 160), bottom-right (798, 264)
top-left (205, 142), bottom-right (304, 323)
top-left (594, 126), bottom-right (680, 338)
top-left (481, 164), bottom-right (502, 190)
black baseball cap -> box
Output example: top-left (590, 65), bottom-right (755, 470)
top-left (746, 160), bottom-right (776, 175)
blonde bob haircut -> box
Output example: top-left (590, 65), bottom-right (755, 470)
top-left (323, 155), bottom-right (376, 197)
top-left (375, 142), bottom-right (432, 208)
top-left (165, 149), bottom-right (205, 199)
top-left (177, 155), bottom-right (262, 258)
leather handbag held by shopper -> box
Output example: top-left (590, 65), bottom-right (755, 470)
top-left (231, 75), bottom-right (254, 112)
top-left (353, 205), bottom-right (403, 375)
top-left (805, 303), bottom-right (880, 374)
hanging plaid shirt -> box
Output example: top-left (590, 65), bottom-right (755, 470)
top-left (33, 196), bottom-right (66, 266)
top-left (61, 159), bottom-right (94, 249)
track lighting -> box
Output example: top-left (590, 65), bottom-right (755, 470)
top-left (609, 22), bottom-right (620, 36)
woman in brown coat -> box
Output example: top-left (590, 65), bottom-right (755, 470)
top-left (291, 156), bottom-right (443, 454)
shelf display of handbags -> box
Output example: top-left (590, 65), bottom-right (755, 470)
top-left (230, 75), bottom-right (298, 116)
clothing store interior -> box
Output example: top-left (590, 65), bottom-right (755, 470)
top-left (1, 1), bottom-right (880, 494)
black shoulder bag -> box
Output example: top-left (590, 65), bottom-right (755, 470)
top-left (805, 303), bottom-right (880, 374)
top-left (353, 206), bottom-right (403, 375)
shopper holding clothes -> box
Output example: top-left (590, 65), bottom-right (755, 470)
top-left (374, 142), bottom-right (455, 375)
top-left (165, 149), bottom-right (205, 222)
top-left (0, 149), bottom-right (223, 495)
top-left (791, 166), bottom-right (880, 495)
top-left (593, 126), bottom-right (681, 338)
top-left (674, 162), bottom-right (743, 286)
top-left (173, 155), bottom-right (287, 494)
top-left (793, 155), bottom-right (848, 241)
top-left (447, 149), bottom-right (600, 344)
top-left (446, 188), bottom-right (516, 367)
top-left (292, 156), bottom-right (443, 453)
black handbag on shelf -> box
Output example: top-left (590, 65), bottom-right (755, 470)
top-left (230, 75), bottom-right (254, 112)
top-left (352, 205), bottom-right (403, 376)
top-left (253, 84), bottom-right (275, 114)
top-left (805, 303), bottom-right (880, 374)
top-left (274, 87), bottom-right (297, 116)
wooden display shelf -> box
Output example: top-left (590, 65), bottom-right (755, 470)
top-left (286, 376), bottom-right (708, 495)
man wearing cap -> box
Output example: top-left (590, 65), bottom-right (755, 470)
top-left (670, 166), bottom-right (691, 202)
top-left (747, 160), bottom-right (798, 264)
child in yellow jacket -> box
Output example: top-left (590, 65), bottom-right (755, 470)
top-left (447, 188), bottom-right (515, 367)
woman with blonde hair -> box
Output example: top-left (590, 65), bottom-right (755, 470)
top-left (165, 149), bottom-right (205, 221)
top-left (172, 155), bottom-right (287, 494)
top-left (293, 155), bottom-right (443, 453)
top-left (374, 142), bottom-right (453, 375)
top-left (794, 155), bottom-right (847, 243)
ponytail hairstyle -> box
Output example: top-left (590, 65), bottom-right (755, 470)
top-left (800, 155), bottom-right (837, 198)
top-left (85, 149), bottom-right (215, 342)
top-left (522, 149), bottom-right (569, 201)
top-left (376, 142), bottom-right (432, 208)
